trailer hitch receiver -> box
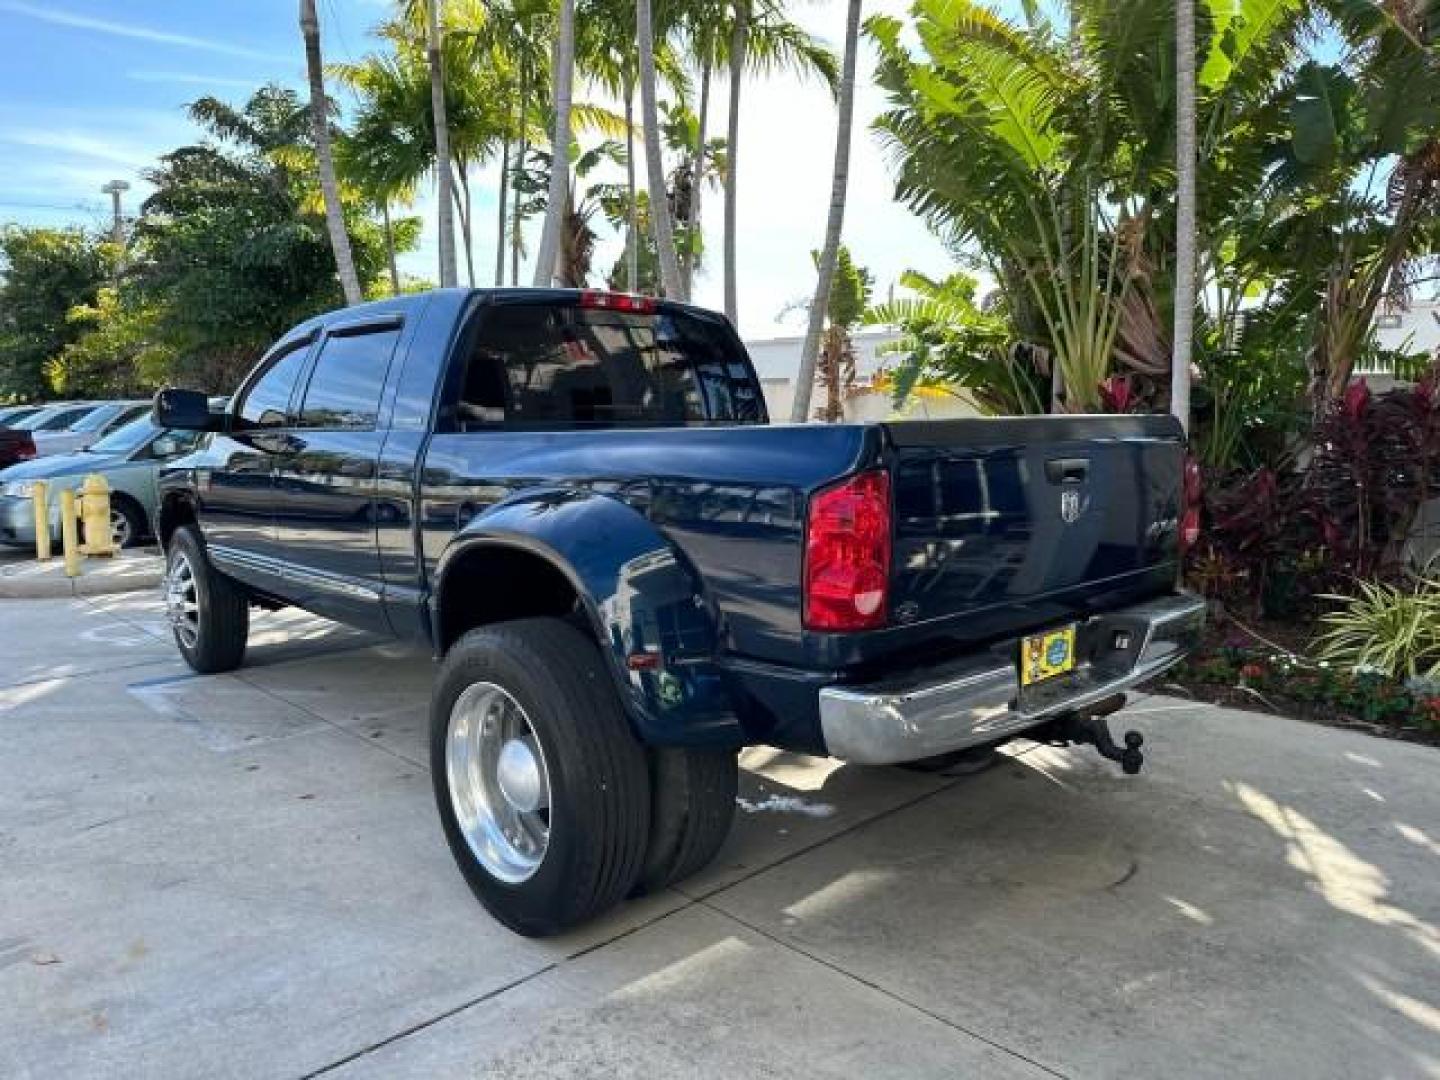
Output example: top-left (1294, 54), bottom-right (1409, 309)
top-left (1057, 697), bottom-right (1144, 775)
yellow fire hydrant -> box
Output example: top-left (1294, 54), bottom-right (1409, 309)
top-left (80, 473), bottom-right (116, 558)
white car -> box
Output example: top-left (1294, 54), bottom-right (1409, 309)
top-left (29, 401), bottom-right (150, 458)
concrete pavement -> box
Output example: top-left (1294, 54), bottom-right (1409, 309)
top-left (0, 544), bottom-right (164, 599)
top-left (1, 591), bottom-right (1437, 1078)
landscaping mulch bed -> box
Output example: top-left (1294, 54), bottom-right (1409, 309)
top-left (1163, 610), bottom-right (1440, 748)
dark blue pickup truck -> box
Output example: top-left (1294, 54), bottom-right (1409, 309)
top-left (153, 288), bottom-right (1203, 935)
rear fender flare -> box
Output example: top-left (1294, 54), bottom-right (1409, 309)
top-left (434, 488), bottom-right (743, 747)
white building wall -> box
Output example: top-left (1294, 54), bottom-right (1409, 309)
top-left (743, 328), bottom-right (979, 423)
top-left (1374, 300), bottom-right (1440, 357)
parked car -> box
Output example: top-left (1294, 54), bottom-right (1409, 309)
top-left (153, 288), bottom-right (1203, 936)
top-left (9, 402), bottom-right (100, 436)
top-left (30, 400), bottom-right (149, 458)
top-left (0, 415), bottom-right (207, 549)
top-left (0, 428), bottom-right (36, 470)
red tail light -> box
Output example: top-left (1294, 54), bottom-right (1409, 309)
top-left (16, 435), bottom-right (35, 461)
top-left (804, 469), bottom-right (891, 632)
top-left (1180, 455), bottom-right (1202, 553)
top-left (579, 289), bottom-right (656, 314)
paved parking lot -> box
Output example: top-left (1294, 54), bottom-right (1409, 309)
top-left (2, 585), bottom-right (1438, 1078)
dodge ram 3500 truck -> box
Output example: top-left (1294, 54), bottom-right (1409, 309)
top-left (153, 287), bottom-right (1204, 936)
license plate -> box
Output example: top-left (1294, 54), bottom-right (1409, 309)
top-left (1020, 624), bottom-right (1077, 686)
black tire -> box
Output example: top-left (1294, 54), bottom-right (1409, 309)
top-left (430, 618), bottom-right (651, 936)
top-left (897, 746), bottom-right (1001, 775)
top-left (165, 526), bottom-right (249, 674)
top-left (110, 495), bottom-right (145, 550)
top-left (634, 746), bottom-right (738, 895)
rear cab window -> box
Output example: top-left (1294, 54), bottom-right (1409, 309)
top-left (451, 301), bottom-right (764, 429)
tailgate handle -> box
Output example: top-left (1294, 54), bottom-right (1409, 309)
top-left (1046, 457), bottom-right (1090, 484)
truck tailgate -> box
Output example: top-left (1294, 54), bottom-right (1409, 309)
top-left (885, 415), bottom-right (1183, 631)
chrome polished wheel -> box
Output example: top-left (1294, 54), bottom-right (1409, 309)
top-left (110, 507), bottom-right (133, 549)
top-left (446, 682), bottom-right (552, 884)
top-left (164, 550), bottom-right (200, 648)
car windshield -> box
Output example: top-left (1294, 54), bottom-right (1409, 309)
top-left (71, 404), bottom-right (135, 433)
top-left (88, 416), bottom-right (159, 456)
top-left (0, 407), bottom-right (40, 426)
top-left (16, 405), bottom-right (94, 431)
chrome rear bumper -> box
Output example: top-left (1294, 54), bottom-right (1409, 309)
top-left (818, 592), bottom-right (1206, 764)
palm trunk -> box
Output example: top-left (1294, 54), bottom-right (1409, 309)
top-left (299, 0), bottom-right (361, 305)
top-left (1171, 0), bottom-right (1196, 432)
top-left (511, 64), bottom-right (530, 286)
top-left (723, 0), bottom-right (748, 323)
top-left (427, 0), bottom-right (457, 288)
top-left (382, 200), bottom-right (400, 295)
top-left (624, 74), bottom-right (639, 292)
top-left (683, 61), bottom-right (711, 297)
top-left (494, 138), bottom-right (510, 286)
top-left (638, 0), bottom-right (685, 299)
top-left (532, 0), bottom-right (575, 287)
top-left (790, 0), bottom-right (861, 422)
top-left (455, 161), bottom-right (475, 286)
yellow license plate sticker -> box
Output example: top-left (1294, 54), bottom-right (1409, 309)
top-left (1020, 624), bottom-right (1077, 686)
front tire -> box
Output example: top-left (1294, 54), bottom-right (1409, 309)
top-left (110, 495), bottom-right (145, 550)
top-left (164, 527), bottom-right (249, 674)
top-left (431, 618), bottom-right (651, 936)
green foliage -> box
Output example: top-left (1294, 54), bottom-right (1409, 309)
top-left (866, 270), bottom-right (1045, 415)
top-left (132, 85), bottom-right (391, 389)
top-left (47, 289), bottom-right (177, 397)
top-left (1177, 630), bottom-right (1440, 734)
top-left (866, 0), bottom-right (1440, 425)
top-left (1316, 577), bottom-right (1440, 681)
top-left (0, 226), bottom-right (111, 400)
top-left (824, 246), bottom-right (872, 331)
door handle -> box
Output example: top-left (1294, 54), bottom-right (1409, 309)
top-left (1045, 457), bottom-right (1090, 484)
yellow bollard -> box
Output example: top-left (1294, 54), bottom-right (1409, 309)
top-left (31, 480), bottom-right (50, 562)
top-left (80, 473), bottom-right (115, 558)
top-left (60, 488), bottom-right (81, 578)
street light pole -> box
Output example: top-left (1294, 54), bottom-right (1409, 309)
top-left (100, 180), bottom-right (129, 247)
top-left (100, 180), bottom-right (130, 284)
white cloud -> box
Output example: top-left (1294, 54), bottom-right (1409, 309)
top-left (127, 70), bottom-right (262, 90)
top-left (0, 0), bottom-right (289, 63)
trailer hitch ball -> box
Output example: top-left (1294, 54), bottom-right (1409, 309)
top-left (1062, 703), bottom-right (1145, 775)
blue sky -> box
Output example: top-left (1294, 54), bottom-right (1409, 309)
top-left (0, 0), bottom-right (955, 337)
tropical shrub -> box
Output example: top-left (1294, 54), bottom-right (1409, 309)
top-left (864, 270), bottom-right (1046, 416)
top-left (1308, 376), bottom-right (1440, 577)
top-left (1315, 575), bottom-right (1440, 682)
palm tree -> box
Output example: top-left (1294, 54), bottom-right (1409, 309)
top-left (299, 0), bottom-right (362, 305)
top-left (426, 0), bottom-right (458, 287)
top-left (723, 0), bottom-right (747, 322)
top-left (791, 0), bottom-right (862, 421)
top-left (723, 0), bottom-right (838, 325)
top-left (637, 0), bottom-right (686, 298)
top-left (577, 0), bottom-right (687, 293)
top-left (532, 0), bottom-right (576, 286)
top-left (1172, 0), bottom-right (1196, 433)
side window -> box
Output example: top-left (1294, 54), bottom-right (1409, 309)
top-left (104, 404), bottom-right (149, 434)
top-left (237, 344), bottom-right (311, 429)
top-left (296, 328), bottom-right (400, 430)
